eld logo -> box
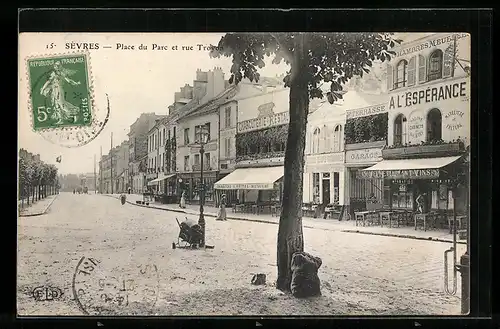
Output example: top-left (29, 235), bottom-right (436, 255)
top-left (32, 286), bottom-right (63, 301)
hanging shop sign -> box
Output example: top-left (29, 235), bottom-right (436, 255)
top-left (357, 168), bottom-right (440, 179)
top-left (237, 109), bottom-right (289, 133)
top-left (389, 80), bottom-right (468, 110)
top-left (394, 33), bottom-right (469, 57)
top-left (345, 148), bottom-right (383, 164)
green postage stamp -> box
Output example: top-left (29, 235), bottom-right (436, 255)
top-left (27, 53), bottom-right (93, 131)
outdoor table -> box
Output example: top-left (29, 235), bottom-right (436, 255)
top-left (448, 215), bottom-right (467, 234)
top-left (414, 213), bottom-right (435, 231)
top-left (235, 204), bottom-right (245, 213)
top-left (271, 205), bottom-right (281, 217)
top-left (355, 211), bottom-right (372, 226)
top-left (379, 211), bottom-right (394, 227)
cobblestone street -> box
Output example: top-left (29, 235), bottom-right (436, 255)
top-left (17, 193), bottom-right (465, 316)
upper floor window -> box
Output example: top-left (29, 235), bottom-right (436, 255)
top-left (204, 152), bottom-right (210, 169)
top-left (427, 50), bottom-right (443, 82)
top-left (426, 108), bottom-right (442, 142)
top-left (394, 114), bottom-right (408, 146)
top-left (312, 128), bottom-right (321, 154)
top-left (184, 128), bottom-right (190, 145)
top-left (225, 106), bottom-right (231, 128)
top-left (195, 123), bottom-right (211, 143)
top-left (394, 59), bottom-right (408, 89)
top-left (333, 125), bottom-right (343, 152)
top-left (184, 156), bottom-right (189, 171)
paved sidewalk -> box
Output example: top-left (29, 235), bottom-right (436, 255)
top-left (105, 193), bottom-right (463, 244)
top-left (18, 194), bottom-right (58, 217)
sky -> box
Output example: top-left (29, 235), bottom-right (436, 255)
top-left (18, 33), bottom-right (289, 174)
top-left (18, 32), bottom-right (432, 175)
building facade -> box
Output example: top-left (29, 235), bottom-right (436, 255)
top-left (127, 113), bottom-right (163, 193)
top-left (115, 141), bottom-right (129, 193)
top-left (214, 80), bottom-right (289, 207)
top-left (358, 33), bottom-right (471, 217)
top-left (303, 99), bottom-right (345, 207)
top-left (338, 88), bottom-right (389, 217)
top-left (146, 118), bottom-right (164, 191)
top-left (174, 67), bottom-right (229, 206)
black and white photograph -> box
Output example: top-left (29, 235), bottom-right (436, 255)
top-left (18, 30), bottom-right (472, 316)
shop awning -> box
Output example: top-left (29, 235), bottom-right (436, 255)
top-left (358, 156), bottom-right (462, 179)
top-left (214, 166), bottom-right (284, 190)
top-left (147, 173), bottom-right (176, 186)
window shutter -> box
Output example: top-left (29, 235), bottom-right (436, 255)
top-left (443, 44), bottom-right (454, 78)
top-left (407, 56), bottom-right (417, 86)
top-left (418, 55), bottom-right (427, 83)
top-left (386, 64), bottom-right (393, 91)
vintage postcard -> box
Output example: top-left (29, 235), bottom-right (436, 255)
top-left (18, 32), bottom-right (471, 316)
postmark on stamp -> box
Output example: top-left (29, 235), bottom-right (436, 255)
top-left (72, 256), bottom-right (160, 315)
top-left (25, 52), bottom-right (109, 148)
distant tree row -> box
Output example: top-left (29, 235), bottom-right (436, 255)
top-left (18, 151), bottom-right (59, 207)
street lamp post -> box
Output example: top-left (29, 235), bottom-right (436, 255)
top-left (196, 127), bottom-right (209, 248)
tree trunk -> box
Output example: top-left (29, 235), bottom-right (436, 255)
top-left (276, 33), bottom-right (309, 292)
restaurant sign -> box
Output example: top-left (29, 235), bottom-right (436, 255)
top-left (345, 148), bottom-right (382, 164)
top-left (389, 80), bottom-right (468, 110)
top-left (237, 110), bottom-right (289, 133)
top-left (215, 183), bottom-right (275, 190)
top-left (357, 168), bottom-right (440, 180)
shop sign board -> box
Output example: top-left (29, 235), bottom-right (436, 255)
top-left (215, 183), bottom-right (274, 190)
top-left (345, 148), bottom-right (382, 164)
top-left (357, 168), bottom-right (440, 179)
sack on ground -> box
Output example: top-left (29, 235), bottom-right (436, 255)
top-left (290, 251), bottom-right (322, 298)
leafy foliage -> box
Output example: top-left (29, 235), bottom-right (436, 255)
top-left (18, 150), bottom-right (59, 200)
top-left (210, 33), bottom-right (400, 104)
top-left (344, 113), bottom-right (388, 144)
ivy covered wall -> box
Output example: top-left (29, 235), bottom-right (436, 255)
top-left (236, 124), bottom-right (287, 160)
top-left (344, 112), bottom-right (388, 144)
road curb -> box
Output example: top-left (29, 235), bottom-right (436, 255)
top-left (341, 229), bottom-right (466, 244)
top-left (103, 195), bottom-right (459, 241)
top-left (18, 194), bottom-right (59, 217)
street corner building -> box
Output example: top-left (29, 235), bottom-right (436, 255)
top-left (352, 32), bottom-right (471, 230)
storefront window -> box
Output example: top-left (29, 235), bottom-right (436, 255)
top-left (204, 177), bottom-right (215, 201)
top-left (394, 114), bottom-right (407, 146)
top-left (333, 172), bottom-right (339, 203)
top-left (392, 184), bottom-right (413, 209)
top-left (313, 173), bottom-right (320, 203)
top-left (426, 108), bottom-right (443, 142)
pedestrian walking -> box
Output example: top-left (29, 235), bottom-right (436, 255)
top-left (179, 191), bottom-right (186, 209)
top-left (216, 194), bottom-right (227, 221)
